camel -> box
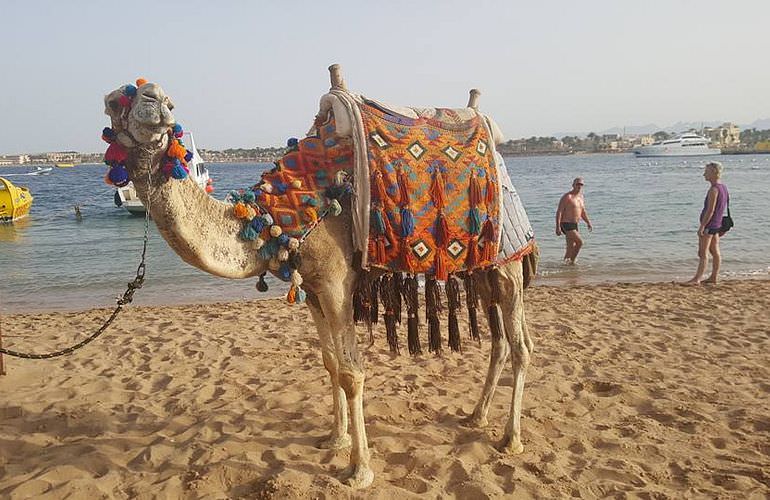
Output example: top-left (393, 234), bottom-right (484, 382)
top-left (103, 66), bottom-right (535, 489)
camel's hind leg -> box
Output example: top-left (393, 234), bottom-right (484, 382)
top-left (496, 260), bottom-right (531, 453)
top-left (470, 260), bottom-right (531, 453)
top-left (305, 292), bottom-right (351, 450)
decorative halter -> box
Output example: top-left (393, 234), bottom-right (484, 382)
top-left (102, 78), bottom-right (193, 188)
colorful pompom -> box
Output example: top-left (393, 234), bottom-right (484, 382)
top-left (295, 288), bottom-right (306, 303)
top-left (261, 183), bottom-right (273, 194)
top-left (242, 191), bottom-right (256, 203)
top-left (136, 78), bottom-right (148, 87)
top-left (167, 140), bottom-right (187, 160)
top-left (102, 127), bottom-right (116, 143)
top-left (171, 161), bottom-right (188, 180)
top-left (124, 84), bottom-right (137, 97)
top-left (104, 142), bottom-right (128, 165)
top-left (277, 233), bottom-right (290, 246)
top-left (269, 225), bottom-right (282, 238)
top-left (172, 123), bottom-right (183, 137)
top-left (329, 199), bottom-right (342, 216)
top-left (119, 95), bottom-right (132, 108)
top-left (250, 217), bottom-right (265, 233)
top-left (108, 165), bottom-right (130, 187)
top-left (287, 137), bottom-right (299, 149)
top-left (290, 270), bottom-right (303, 287)
top-left (288, 238), bottom-right (300, 251)
top-left (254, 237), bottom-right (265, 249)
top-left (277, 248), bottom-right (289, 262)
top-left (274, 182), bottom-right (288, 195)
top-left (233, 202), bottom-right (250, 219)
top-left (261, 213), bottom-right (274, 226)
top-left (184, 150), bottom-right (193, 162)
top-left (241, 225), bottom-right (258, 241)
top-left (290, 179), bottom-right (302, 189)
top-left (205, 184), bottom-right (214, 194)
top-left (278, 264), bottom-right (292, 281)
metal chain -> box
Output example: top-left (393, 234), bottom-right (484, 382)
top-left (0, 169), bottom-right (153, 360)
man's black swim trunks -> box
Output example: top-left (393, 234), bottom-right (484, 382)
top-left (560, 222), bottom-right (578, 233)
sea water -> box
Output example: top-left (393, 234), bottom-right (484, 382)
top-left (0, 154), bottom-right (768, 312)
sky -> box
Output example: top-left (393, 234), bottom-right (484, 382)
top-left (1, 0), bottom-right (769, 154)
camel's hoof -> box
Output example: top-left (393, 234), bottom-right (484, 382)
top-left (461, 414), bottom-right (489, 428)
top-left (318, 433), bottom-right (352, 450)
top-left (340, 464), bottom-right (374, 489)
top-left (497, 436), bottom-right (525, 454)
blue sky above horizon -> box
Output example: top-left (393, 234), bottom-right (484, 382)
top-left (2, 0), bottom-right (769, 153)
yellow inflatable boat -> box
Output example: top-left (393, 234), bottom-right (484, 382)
top-left (0, 177), bottom-right (34, 222)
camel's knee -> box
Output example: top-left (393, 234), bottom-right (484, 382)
top-left (321, 350), bottom-right (339, 376)
top-left (338, 369), bottom-right (364, 397)
top-left (490, 336), bottom-right (510, 364)
top-left (510, 339), bottom-right (530, 368)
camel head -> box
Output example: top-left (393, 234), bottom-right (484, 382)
top-left (104, 81), bottom-right (176, 150)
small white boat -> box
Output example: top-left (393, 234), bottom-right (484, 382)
top-left (114, 132), bottom-right (214, 215)
top-left (633, 133), bottom-right (721, 157)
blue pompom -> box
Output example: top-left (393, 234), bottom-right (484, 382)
top-left (287, 137), bottom-right (299, 148)
top-left (172, 123), bottom-right (183, 135)
top-left (109, 164), bottom-right (129, 187)
top-left (278, 264), bottom-right (292, 281)
top-left (184, 150), bottom-right (193, 162)
top-left (250, 217), bottom-right (265, 232)
top-left (241, 225), bottom-right (258, 241)
top-left (274, 181), bottom-right (288, 195)
top-left (171, 160), bottom-right (188, 180)
top-left (124, 84), bottom-right (137, 97)
top-left (278, 233), bottom-right (290, 246)
top-left (102, 127), bottom-right (115, 138)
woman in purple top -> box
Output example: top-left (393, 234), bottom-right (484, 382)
top-left (684, 161), bottom-right (729, 285)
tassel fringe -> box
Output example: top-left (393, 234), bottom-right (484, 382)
top-left (425, 277), bottom-right (443, 353)
top-left (403, 274), bottom-right (421, 355)
top-left (464, 273), bottom-right (480, 341)
top-left (446, 275), bottom-right (462, 352)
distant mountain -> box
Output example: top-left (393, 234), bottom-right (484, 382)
top-left (552, 118), bottom-right (770, 139)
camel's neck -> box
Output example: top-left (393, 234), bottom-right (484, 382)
top-left (128, 145), bottom-right (266, 279)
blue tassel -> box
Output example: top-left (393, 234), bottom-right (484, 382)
top-left (400, 207), bottom-right (415, 237)
top-left (469, 207), bottom-right (481, 235)
top-left (171, 161), bottom-right (188, 180)
top-left (241, 225), bottom-right (258, 241)
top-left (371, 209), bottom-right (386, 235)
top-left (184, 150), bottom-right (193, 162)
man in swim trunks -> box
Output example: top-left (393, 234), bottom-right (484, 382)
top-left (555, 177), bottom-right (593, 264)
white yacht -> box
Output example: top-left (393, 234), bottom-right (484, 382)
top-left (633, 133), bottom-right (721, 157)
top-left (114, 132), bottom-right (213, 215)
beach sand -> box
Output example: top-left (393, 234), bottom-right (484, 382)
top-left (1, 280), bottom-right (768, 498)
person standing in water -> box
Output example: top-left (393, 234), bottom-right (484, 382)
top-left (684, 161), bottom-right (729, 285)
top-left (555, 177), bottom-right (593, 264)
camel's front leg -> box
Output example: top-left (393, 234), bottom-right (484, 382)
top-left (305, 293), bottom-right (351, 450)
top-left (318, 290), bottom-right (374, 489)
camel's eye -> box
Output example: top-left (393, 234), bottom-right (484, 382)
top-left (167, 101), bottom-right (174, 111)
top-left (108, 99), bottom-right (121, 113)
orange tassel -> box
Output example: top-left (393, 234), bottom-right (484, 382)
top-left (481, 219), bottom-right (496, 242)
top-left (435, 212), bottom-right (450, 246)
top-left (373, 171), bottom-right (389, 203)
top-left (397, 169), bottom-right (411, 207)
top-left (466, 237), bottom-right (479, 269)
top-left (401, 239), bottom-right (416, 273)
top-left (434, 249), bottom-right (448, 281)
top-left (375, 237), bottom-right (387, 264)
top-left (167, 140), bottom-right (187, 160)
top-left (482, 240), bottom-right (497, 263)
top-left (485, 178), bottom-right (496, 207)
top-left (430, 170), bottom-right (446, 210)
top-left (287, 286), bottom-right (297, 304)
top-left (469, 174), bottom-right (482, 207)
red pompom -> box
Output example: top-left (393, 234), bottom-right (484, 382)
top-left (104, 142), bottom-right (128, 164)
top-left (119, 95), bottom-right (131, 108)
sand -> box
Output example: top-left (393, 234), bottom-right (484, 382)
top-left (0, 280), bottom-right (768, 499)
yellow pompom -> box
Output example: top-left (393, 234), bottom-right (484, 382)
top-left (290, 179), bottom-right (302, 189)
top-left (270, 225), bottom-right (283, 237)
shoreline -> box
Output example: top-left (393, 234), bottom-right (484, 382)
top-left (2, 275), bottom-right (768, 316)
